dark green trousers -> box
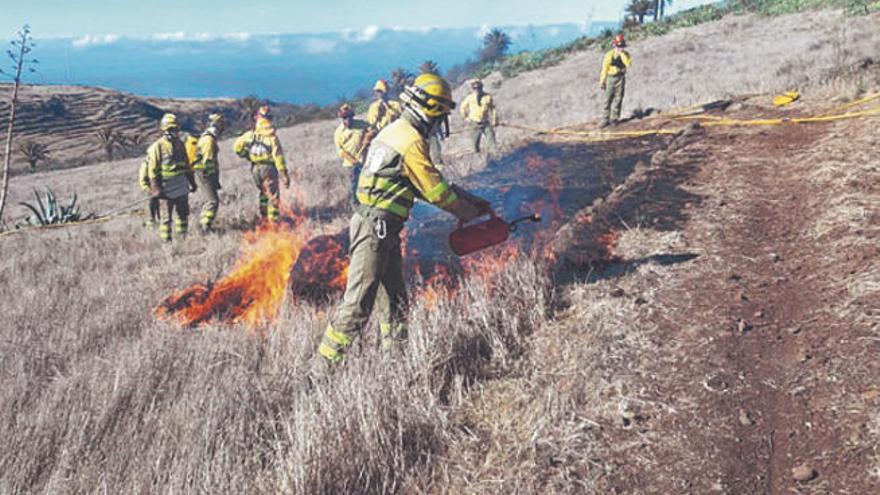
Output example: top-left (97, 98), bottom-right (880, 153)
top-left (469, 122), bottom-right (496, 154)
top-left (319, 212), bottom-right (408, 362)
top-left (602, 74), bottom-right (626, 124)
top-left (194, 170), bottom-right (220, 230)
top-left (251, 164), bottom-right (280, 221)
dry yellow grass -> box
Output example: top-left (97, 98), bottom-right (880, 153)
top-left (1, 7), bottom-right (879, 494)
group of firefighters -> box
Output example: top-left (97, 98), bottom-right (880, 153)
top-left (139, 34), bottom-right (632, 363)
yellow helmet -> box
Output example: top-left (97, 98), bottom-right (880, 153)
top-left (401, 73), bottom-right (456, 118)
top-left (160, 113), bottom-right (179, 131)
top-left (373, 79), bottom-right (389, 93)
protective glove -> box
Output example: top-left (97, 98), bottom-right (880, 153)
top-left (449, 185), bottom-right (492, 223)
top-left (149, 181), bottom-right (163, 198)
top-left (186, 174), bottom-right (198, 193)
top-left (280, 171), bottom-right (290, 188)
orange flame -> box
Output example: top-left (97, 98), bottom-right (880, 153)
top-left (155, 222), bottom-right (310, 327)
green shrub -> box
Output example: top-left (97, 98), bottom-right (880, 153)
top-left (19, 187), bottom-right (86, 226)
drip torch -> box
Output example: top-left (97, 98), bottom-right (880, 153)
top-left (449, 212), bottom-right (542, 256)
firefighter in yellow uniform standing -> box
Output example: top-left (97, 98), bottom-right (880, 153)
top-left (459, 78), bottom-right (497, 155)
top-left (317, 73), bottom-right (492, 363)
top-left (367, 79), bottom-right (403, 131)
top-left (233, 113), bottom-right (290, 222)
top-left (334, 103), bottom-right (374, 203)
top-left (193, 113), bottom-right (225, 233)
top-left (599, 34), bottom-right (632, 128)
top-left (144, 113), bottom-right (197, 242)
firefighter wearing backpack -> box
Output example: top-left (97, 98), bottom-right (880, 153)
top-left (233, 113), bottom-right (289, 222)
top-left (367, 79), bottom-right (403, 131)
top-left (334, 103), bottom-right (374, 203)
top-left (191, 113), bottom-right (225, 233)
top-left (599, 34), bottom-right (632, 128)
top-left (144, 113), bottom-right (197, 242)
top-left (317, 73), bottom-right (492, 364)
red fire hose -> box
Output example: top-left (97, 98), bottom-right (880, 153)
top-left (448, 212), bottom-right (541, 256)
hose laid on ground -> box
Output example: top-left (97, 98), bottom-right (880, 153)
top-left (502, 99), bottom-right (880, 144)
top-left (0, 183), bottom-right (191, 239)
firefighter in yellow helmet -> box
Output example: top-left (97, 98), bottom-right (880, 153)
top-left (366, 79), bottom-right (404, 132)
top-left (459, 78), bottom-right (498, 155)
top-left (599, 34), bottom-right (632, 127)
top-left (144, 113), bottom-right (197, 242)
top-left (317, 73), bottom-right (492, 363)
top-left (233, 111), bottom-right (289, 222)
top-left (334, 103), bottom-right (374, 203)
top-left (191, 113), bottom-right (226, 233)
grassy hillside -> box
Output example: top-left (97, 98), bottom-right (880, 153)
top-left (1, 6), bottom-right (879, 494)
top-left (0, 85), bottom-right (334, 176)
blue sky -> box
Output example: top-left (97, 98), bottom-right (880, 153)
top-left (2, 0), bottom-right (715, 39)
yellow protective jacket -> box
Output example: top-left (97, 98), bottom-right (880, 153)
top-left (367, 99), bottom-right (403, 131)
top-left (138, 160), bottom-right (150, 191)
top-left (334, 119), bottom-right (371, 168)
top-left (357, 114), bottom-right (461, 220)
top-left (460, 92), bottom-right (497, 125)
top-left (233, 120), bottom-right (287, 172)
top-left (599, 49), bottom-right (632, 84)
top-left (144, 134), bottom-right (191, 183)
top-left (194, 129), bottom-right (220, 174)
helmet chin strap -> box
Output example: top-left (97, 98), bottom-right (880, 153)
top-left (402, 105), bottom-right (437, 137)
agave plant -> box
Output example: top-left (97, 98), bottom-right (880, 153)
top-left (19, 187), bottom-right (84, 225)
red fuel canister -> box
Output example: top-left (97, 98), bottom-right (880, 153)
top-left (449, 214), bottom-right (510, 256)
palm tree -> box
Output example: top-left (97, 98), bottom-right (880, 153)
top-left (480, 28), bottom-right (512, 63)
top-left (95, 127), bottom-right (122, 161)
top-left (389, 67), bottom-right (414, 98)
top-left (419, 60), bottom-right (440, 75)
top-left (626, 0), bottom-right (655, 24)
top-left (654, 0), bottom-right (673, 20)
top-left (18, 140), bottom-right (49, 170)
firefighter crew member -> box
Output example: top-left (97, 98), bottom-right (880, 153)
top-left (317, 73), bottom-right (492, 363)
top-left (233, 113), bottom-right (289, 222)
top-left (599, 34), bottom-right (632, 128)
top-left (138, 158), bottom-right (160, 229)
top-left (334, 103), bottom-right (374, 202)
top-left (193, 113), bottom-right (225, 233)
top-left (144, 113), bottom-right (197, 242)
top-left (366, 79), bottom-right (403, 132)
top-left (459, 78), bottom-right (498, 154)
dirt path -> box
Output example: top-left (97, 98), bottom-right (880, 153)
top-left (576, 110), bottom-right (880, 494)
top-left (622, 117), bottom-right (880, 493)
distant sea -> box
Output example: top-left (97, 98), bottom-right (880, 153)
top-left (29, 22), bottom-right (617, 105)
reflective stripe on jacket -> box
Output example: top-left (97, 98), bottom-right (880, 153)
top-left (145, 134), bottom-right (190, 181)
top-left (194, 131), bottom-right (220, 173)
top-left (599, 49), bottom-right (632, 84)
top-left (357, 114), bottom-right (458, 220)
top-left (233, 130), bottom-right (287, 172)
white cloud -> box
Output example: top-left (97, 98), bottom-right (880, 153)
top-left (342, 25), bottom-right (380, 43)
top-left (389, 25), bottom-right (435, 34)
top-left (71, 34), bottom-right (119, 48)
top-left (265, 38), bottom-right (282, 55)
top-left (150, 31), bottom-right (252, 43)
top-left (303, 38), bottom-right (337, 54)
top-left (153, 31), bottom-right (187, 42)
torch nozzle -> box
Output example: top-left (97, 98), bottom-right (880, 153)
top-left (508, 213), bottom-right (542, 232)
